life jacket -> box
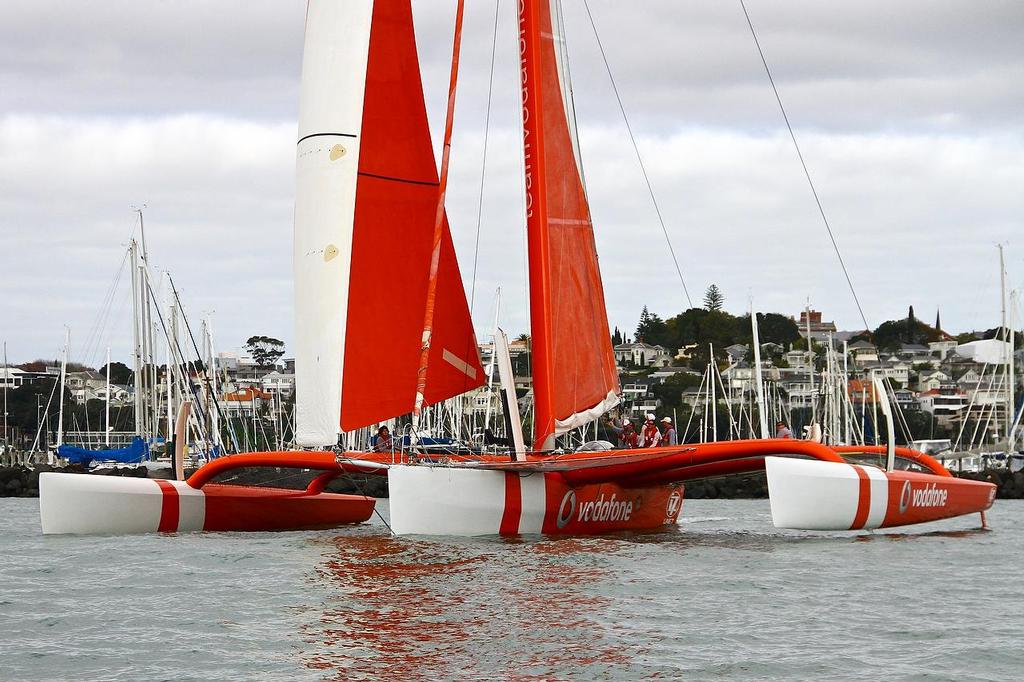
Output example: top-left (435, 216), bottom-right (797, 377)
top-left (641, 423), bottom-right (661, 448)
top-left (620, 427), bottom-right (638, 449)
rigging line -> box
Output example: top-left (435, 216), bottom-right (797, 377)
top-left (465, 0), bottom-right (502, 361)
top-left (80, 248), bottom-right (130, 368)
top-left (738, 0), bottom-right (870, 332)
top-left (167, 274), bottom-right (232, 450)
top-left (142, 275), bottom-right (212, 445)
top-left (581, 0), bottom-right (693, 309)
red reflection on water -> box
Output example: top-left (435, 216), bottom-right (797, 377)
top-left (300, 534), bottom-right (637, 680)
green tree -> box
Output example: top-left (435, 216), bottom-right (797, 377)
top-left (635, 306), bottom-right (651, 339)
top-left (703, 284), bottom-right (724, 311)
top-left (97, 361), bottom-right (133, 385)
top-left (650, 372), bottom-right (704, 410)
top-left (245, 335), bottom-right (285, 368)
top-left (745, 312), bottom-right (801, 346)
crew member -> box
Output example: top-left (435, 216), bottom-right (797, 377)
top-left (660, 416), bottom-right (678, 446)
top-left (775, 421), bottom-right (793, 439)
top-left (640, 413), bottom-right (662, 448)
top-left (373, 425), bottom-right (393, 452)
top-left (606, 417), bottom-right (639, 449)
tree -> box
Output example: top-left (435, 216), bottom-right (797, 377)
top-left (97, 361), bottom-right (133, 385)
top-left (636, 311), bottom-right (669, 346)
top-left (612, 327), bottom-right (623, 346)
top-left (635, 306), bottom-right (651, 339)
top-left (703, 284), bottom-right (724, 311)
top-left (750, 313), bottom-right (801, 346)
top-left (245, 335), bottom-right (285, 368)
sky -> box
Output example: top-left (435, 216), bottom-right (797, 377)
top-left (1, 0), bottom-right (1022, 367)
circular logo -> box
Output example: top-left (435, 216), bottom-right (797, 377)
top-left (899, 480), bottom-right (912, 514)
top-left (666, 490), bottom-right (682, 517)
top-left (557, 490), bottom-right (577, 529)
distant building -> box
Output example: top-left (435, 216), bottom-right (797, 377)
top-left (795, 310), bottom-right (837, 342)
top-left (613, 342), bottom-right (671, 368)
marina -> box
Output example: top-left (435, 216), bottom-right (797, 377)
top-left (2, 0), bottom-right (1023, 678)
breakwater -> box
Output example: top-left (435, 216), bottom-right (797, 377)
top-left (2, 464), bottom-right (1021, 500)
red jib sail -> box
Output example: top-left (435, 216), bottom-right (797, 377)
top-left (519, 0), bottom-right (620, 450)
top-left (341, 0), bottom-right (484, 431)
top-left (292, 0), bottom-right (483, 445)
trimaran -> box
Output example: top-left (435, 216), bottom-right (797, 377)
top-left (40, 0), bottom-right (995, 535)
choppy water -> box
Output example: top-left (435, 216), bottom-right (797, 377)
top-left (1, 497), bottom-right (1022, 681)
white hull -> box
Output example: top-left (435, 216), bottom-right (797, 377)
top-left (388, 465), bottom-right (547, 536)
top-left (765, 456), bottom-right (996, 531)
top-left (39, 473), bottom-right (204, 535)
top-left (387, 464), bottom-right (683, 536)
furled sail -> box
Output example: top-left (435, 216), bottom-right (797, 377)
top-left (294, 0), bottom-right (484, 446)
top-left (518, 0), bottom-right (620, 450)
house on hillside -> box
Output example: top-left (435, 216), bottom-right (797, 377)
top-left (848, 340), bottom-right (878, 367)
top-left (67, 370), bottom-right (106, 404)
top-left (918, 370), bottom-right (950, 392)
top-left (0, 367), bottom-right (27, 390)
top-left (614, 342), bottom-right (672, 368)
top-left (796, 309), bottom-right (837, 342)
top-left (724, 344), bottom-right (748, 363)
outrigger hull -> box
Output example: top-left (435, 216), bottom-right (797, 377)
top-left (38, 452), bottom-right (379, 535)
top-left (387, 464), bottom-right (683, 536)
top-left (765, 456), bottom-right (996, 531)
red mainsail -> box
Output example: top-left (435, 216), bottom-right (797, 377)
top-left (519, 0), bottom-right (620, 450)
top-left (340, 0), bottom-right (484, 431)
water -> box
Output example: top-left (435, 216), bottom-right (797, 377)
top-left (2, 497), bottom-right (1022, 681)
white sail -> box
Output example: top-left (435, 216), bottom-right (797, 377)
top-left (293, 0), bottom-right (375, 447)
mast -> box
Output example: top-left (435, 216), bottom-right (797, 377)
top-left (750, 307), bottom-right (769, 438)
top-left (1009, 289), bottom-right (1017, 450)
top-left (2, 342), bottom-right (8, 453)
top-left (805, 302), bottom-right (815, 423)
top-left (518, 0), bottom-right (618, 450)
top-left (842, 339), bottom-right (850, 445)
top-left (56, 328), bottom-right (69, 456)
top-left (104, 346), bottom-right (111, 447)
top-left (483, 287), bottom-right (502, 432)
top-left (520, 0), bottom-right (555, 450)
top-left (709, 344), bottom-right (717, 442)
top-left (129, 240), bottom-right (144, 441)
top-left (411, 0), bottom-right (467, 439)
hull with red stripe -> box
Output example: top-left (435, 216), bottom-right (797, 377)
top-left (387, 464), bottom-right (683, 536)
top-left (38, 472), bottom-right (374, 535)
top-left (765, 456), bottom-right (996, 530)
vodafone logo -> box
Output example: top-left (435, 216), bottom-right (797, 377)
top-left (911, 483), bottom-right (948, 508)
top-left (666, 490), bottom-right (682, 517)
top-left (899, 481), bottom-right (912, 514)
top-left (556, 490), bottom-right (577, 529)
top-left (899, 481), bottom-right (949, 513)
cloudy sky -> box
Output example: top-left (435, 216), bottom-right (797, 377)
top-left (1, 0), bottom-right (1022, 366)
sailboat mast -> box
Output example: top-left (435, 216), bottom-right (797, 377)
top-left (2, 342), bottom-right (8, 452)
top-left (412, 0), bottom-right (467, 434)
top-left (750, 307), bottom-right (769, 438)
top-left (1009, 289), bottom-right (1017, 450)
top-left (105, 346), bottom-right (111, 447)
top-left (483, 287), bottom-right (502, 432)
top-left (56, 328), bottom-right (69, 453)
top-left (519, 0), bottom-right (555, 450)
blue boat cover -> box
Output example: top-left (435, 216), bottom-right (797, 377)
top-left (58, 436), bottom-right (149, 464)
